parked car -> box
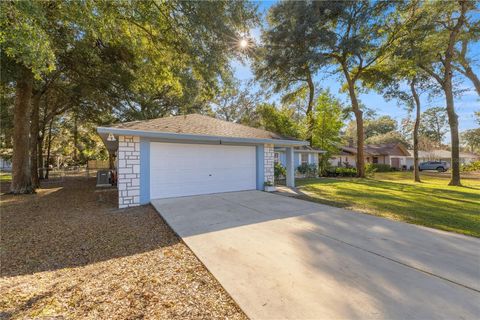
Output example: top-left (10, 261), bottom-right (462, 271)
top-left (419, 161), bottom-right (450, 172)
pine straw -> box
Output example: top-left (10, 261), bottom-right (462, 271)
top-left (0, 177), bottom-right (247, 320)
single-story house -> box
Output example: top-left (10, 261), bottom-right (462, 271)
top-left (405, 149), bottom-right (479, 168)
top-left (329, 143), bottom-right (411, 169)
top-left (0, 149), bottom-right (12, 171)
top-left (97, 114), bottom-right (308, 208)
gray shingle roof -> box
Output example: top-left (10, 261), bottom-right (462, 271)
top-left (106, 114), bottom-right (298, 141)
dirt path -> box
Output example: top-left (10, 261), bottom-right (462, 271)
top-left (0, 177), bottom-right (246, 319)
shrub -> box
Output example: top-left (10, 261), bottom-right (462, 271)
top-left (461, 160), bottom-right (480, 172)
top-left (365, 163), bottom-right (377, 177)
top-left (335, 167), bottom-right (357, 177)
top-left (274, 163), bottom-right (286, 179)
top-left (370, 163), bottom-right (392, 172)
top-left (297, 163), bottom-right (318, 177)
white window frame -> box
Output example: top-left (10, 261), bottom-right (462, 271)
top-left (301, 153), bottom-right (308, 165)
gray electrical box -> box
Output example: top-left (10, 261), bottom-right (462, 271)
top-left (96, 170), bottom-right (111, 187)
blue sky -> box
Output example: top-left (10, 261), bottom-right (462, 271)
top-left (231, 1), bottom-right (480, 138)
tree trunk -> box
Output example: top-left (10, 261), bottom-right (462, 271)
top-left (10, 66), bottom-right (34, 194)
top-left (108, 151), bottom-right (115, 170)
top-left (445, 81), bottom-right (461, 186)
top-left (455, 40), bottom-right (480, 96)
top-left (410, 79), bottom-right (421, 183)
top-left (30, 93), bottom-right (41, 188)
top-left (45, 118), bottom-right (54, 179)
top-left (73, 113), bottom-right (79, 163)
top-left (342, 65), bottom-right (365, 178)
top-left (443, 0), bottom-right (466, 186)
top-left (38, 134), bottom-right (44, 179)
top-left (306, 70), bottom-right (315, 146)
top-left (458, 62), bottom-right (480, 96)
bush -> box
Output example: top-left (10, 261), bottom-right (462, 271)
top-left (274, 163), bottom-right (286, 179)
top-left (365, 163), bottom-right (377, 177)
top-left (461, 160), bottom-right (480, 172)
top-left (370, 163), bottom-right (392, 172)
top-left (297, 163), bottom-right (318, 177)
top-left (335, 167), bottom-right (357, 177)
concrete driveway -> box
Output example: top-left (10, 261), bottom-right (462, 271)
top-left (152, 191), bottom-right (480, 320)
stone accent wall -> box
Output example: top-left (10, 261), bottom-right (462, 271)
top-left (118, 135), bottom-right (140, 208)
top-left (264, 143), bottom-right (274, 184)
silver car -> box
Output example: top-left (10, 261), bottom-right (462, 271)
top-left (418, 161), bottom-right (450, 172)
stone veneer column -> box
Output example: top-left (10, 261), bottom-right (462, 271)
top-left (118, 135), bottom-right (140, 208)
top-left (264, 143), bottom-right (274, 185)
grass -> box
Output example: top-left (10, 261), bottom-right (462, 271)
top-left (0, 172), bottom-right (12, 182)
top-left (296, 171), bottom-right (480, 237)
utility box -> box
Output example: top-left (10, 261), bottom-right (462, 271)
top-left (96, 170), bottom-right (111, 187)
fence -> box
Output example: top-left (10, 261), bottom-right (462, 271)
top-left (39, 167), bottom-right (101, 184)
top-left (87, 160), bottom-right (109, 170)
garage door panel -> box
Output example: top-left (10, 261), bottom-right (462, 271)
top-left (150, 142), bottom-right (256, 199)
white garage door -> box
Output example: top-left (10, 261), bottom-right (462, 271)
top-left (150, 142), bottom-right (256, 199)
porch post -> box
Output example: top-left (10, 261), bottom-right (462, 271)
top-left (286, 146), bottom-right (295, 187)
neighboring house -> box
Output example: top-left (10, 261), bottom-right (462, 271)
top-left (405, 150), bottom-right (480, 168)
top-left (329, 143), bottom-right (411, 169)
top-left (0, 149), bottom-right (13, 172)
top-left (274, 146), bottom-right (324, 176)
top-left (0, 156), bottom-right (12, 171)
top-left (97, 114), bottom-right (308, 208)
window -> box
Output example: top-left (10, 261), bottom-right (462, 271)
top-left (274, 152), bottom-right (279, 164)
top-left (373, 157), bottom-right (378, 164)
top-left (301, 153), bottom-right (308, 165)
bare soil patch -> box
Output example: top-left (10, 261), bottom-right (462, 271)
top-left (0, 177), bottom-right (246, 319)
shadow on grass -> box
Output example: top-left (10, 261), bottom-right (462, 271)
top-left (0, 177), bottom-right (179, 278)
top-left (295, 177), bottom-right (480, 237)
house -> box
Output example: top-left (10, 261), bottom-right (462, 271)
top-left (0, 157), bottom-right (12, 171)
top-left (97, 114), bottom-right (308, 208)
top-left (0, 149), bottom-right (12, 171)
top-left (329, 143), bottom-right (411, 169)
top-left (274, 146), bottom-right (324, 176)
top-left (405, 149), bottom-right (479, 168)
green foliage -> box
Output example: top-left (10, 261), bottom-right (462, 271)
top-left (365, 116), bottom-right (397, 138)
top-left (297, 163), bottom-right (318, 177)
top-left (335, 167), bottom-right (357, 177)
top-left (253, 1), bottom-right (328, 94)
top-left (365, 163), bottom-right (377, 177)
top-left (370, 164), bottom-right (392, 172)
top-left (2, 0), bottom-right (259, 168)
top-left (274, 162), bottom-right (286, 179)
top-left (420, 107), bottom-right (448, 147)
top-left (255, 103), bottom-right (301, 138)
top-left (461, 128), bottom-right (480, 154)
top-left (365, 131), bottom-right (410, 147)
top-left (311, 90), bottom-right (344, 171)
top-left (0, 1), bottom-right (56, 77)
top-left (461, 161), bottom-right (480, 173)
top-left (346, 115), bottom-right (410, 146)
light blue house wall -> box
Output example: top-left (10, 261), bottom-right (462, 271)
top-left (255, 145), bottom-right (265, 190)
top-left (140, 139), bottom-right (150, 205)
top-left (277, 152), bottom-right (316, 168)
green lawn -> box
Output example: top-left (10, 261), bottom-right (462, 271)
top-left (0, 172), bottom-right (12, 182)
top-left (296, 172), bottom-right (480, 237)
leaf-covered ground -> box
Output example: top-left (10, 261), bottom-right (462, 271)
top-left (0, 177), bottom-right (246, 319)
top-left (296, 171), bottom-right (480, 237)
